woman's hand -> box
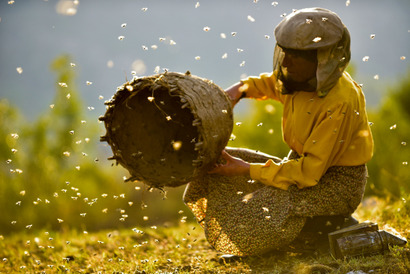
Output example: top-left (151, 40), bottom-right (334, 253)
top-left (208, 150), bottom-right (250, 177)
top-left (225, 82), bottom-right (247, 107)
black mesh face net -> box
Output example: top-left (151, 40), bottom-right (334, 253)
top-left (278, 46), bottom-right (317, 64)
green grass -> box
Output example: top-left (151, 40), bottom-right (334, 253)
top-left (0, 222), bottom-right (225, 274)
top-left (1, 196), bottom-right (409, 274)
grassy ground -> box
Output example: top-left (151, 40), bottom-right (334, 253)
top-left (0, 196), bottom-right (409, 274)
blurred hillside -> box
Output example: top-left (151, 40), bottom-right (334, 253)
top-left (1, 55), bottom-right (409, 235)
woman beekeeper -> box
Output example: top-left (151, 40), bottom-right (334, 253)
top-left (184, 7), bottom-right (374, 256)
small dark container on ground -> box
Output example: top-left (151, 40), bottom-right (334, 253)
top-left (328, 221), bottom-right (407, 258)
top-left (99, 72), bottom-right (233, 188)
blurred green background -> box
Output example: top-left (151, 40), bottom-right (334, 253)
top-left (1, 54), bottom-right (409, 235)
top-left (1, 0), bottom-right (409, 236)
top-left (0, 55), bottom-right (191, 235)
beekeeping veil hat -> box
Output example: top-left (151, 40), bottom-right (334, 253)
top-left (273, 7), bottom-right (351, 97)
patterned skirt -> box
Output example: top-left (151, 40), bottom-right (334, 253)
top-left (183, 147), bottom-right (368, 256)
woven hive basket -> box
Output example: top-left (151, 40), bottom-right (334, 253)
top-left (100, 72), bottom-right (233, 188)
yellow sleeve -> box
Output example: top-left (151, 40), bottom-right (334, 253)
top-left (250, 102), bottom-right (353, 190)
top-left (241, 72), bottom-right (282, 102)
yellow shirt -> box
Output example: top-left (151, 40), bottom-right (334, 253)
top-left (242, 71), bottom-right (374, 190)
